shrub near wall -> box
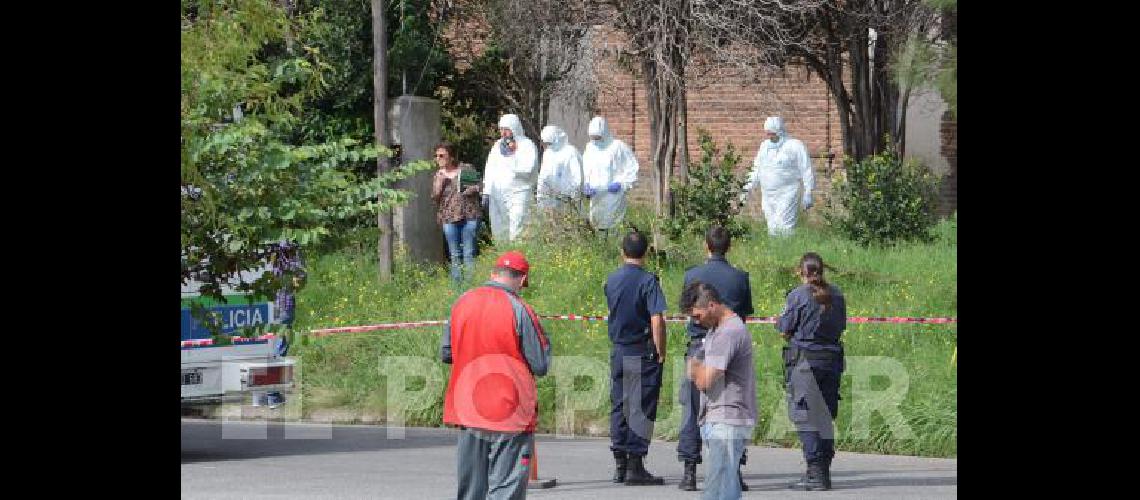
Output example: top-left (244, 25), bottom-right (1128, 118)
top-left (826, 145), bottom-right (940, 246)
top-left (663, 129), bottom-right (751, 242)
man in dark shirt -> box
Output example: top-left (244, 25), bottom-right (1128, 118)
top-left (677, 226), bottom-right (755, 491)
top-left (604, 230), bottom-right (667, 486)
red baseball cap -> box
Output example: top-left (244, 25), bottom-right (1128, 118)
top-left (495, 251), bottom-right (530, 286)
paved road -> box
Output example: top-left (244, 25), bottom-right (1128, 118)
top-left (181, 419), bottom-right (956, 499)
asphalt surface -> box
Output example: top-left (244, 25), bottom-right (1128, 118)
top-left (181, 418), bottom-right (956, 499)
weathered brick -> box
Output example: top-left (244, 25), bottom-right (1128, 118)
top-left (442, 19), bottom-right (955, 214)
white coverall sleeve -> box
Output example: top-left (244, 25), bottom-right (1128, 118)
top-left (744, 146), bottom-right (764, 193)
top-left (796, 142), bottom-right (814, 193)
top-left (567, 150), bottom-right (584, 196)
top-left (483, 144), bottom-right (498, 192)
top-left (512, 140), bottom-right (538, 178)
top-left (615, 143), bottom-right (639, 191)
top-left (582, 150), bottom-right (596, 190)
top-left (536, 155), bottom-right (553, 198)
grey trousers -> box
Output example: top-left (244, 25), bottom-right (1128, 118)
top-left (456, 427), bottom-right (533, 500)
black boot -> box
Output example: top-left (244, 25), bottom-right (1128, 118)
top-left (788, 462), bottom-right (827, 490)
top-left (738, 466), bottom-right (750, 492)
top-left (678, 461), bottom-right (697, 491)
top-left (819, 457), bottom-right (832, 490)
top-left (612, 451), bottom-right (628, 483)
top-left (624, 455), bottom-right (665, 485)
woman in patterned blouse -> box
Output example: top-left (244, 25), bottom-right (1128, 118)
top-left (431, 142), bottom-right (484, 285)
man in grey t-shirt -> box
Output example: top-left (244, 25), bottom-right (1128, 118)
top-left (682, 281), bottom-right (757, 499)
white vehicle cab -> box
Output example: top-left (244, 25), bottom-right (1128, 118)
top-left (180, 265), bottom-right (296, 406)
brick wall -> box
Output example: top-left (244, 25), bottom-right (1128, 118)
top-left (441, 21), bottom-right (947, 220)
top-left (590, 29), bottom-right (844, 218)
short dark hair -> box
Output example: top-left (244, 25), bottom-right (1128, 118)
top-left (494, 266), bottom-right (525, 279)
top-left (705, 225), bottom-right (731, 255)
top-left (679, 281), bottom-right (722, 314)
top-left (434, 141), bottom-right (458, 159)
top-left (621, 230), bottom-right (649, 259)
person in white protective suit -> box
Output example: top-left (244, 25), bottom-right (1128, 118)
top-left (535, 125), bottom-right (584, 213)
top-left (581, 116), bottom-right (639, 233)
top-left (483, 114), bottom-right (539, 243)
top-left (741, 116), bottom-right (815, 236)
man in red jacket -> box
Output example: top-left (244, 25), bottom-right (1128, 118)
top-left (441, 250), bottom-right (552, 500)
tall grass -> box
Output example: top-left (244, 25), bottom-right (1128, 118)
top-left (291, 208), bottom-right (957, 457)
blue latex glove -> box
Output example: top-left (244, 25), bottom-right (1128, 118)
top-left (582, 185), bottom-right (596, 198)
top-left (607, 182), bottom-right (622, 193)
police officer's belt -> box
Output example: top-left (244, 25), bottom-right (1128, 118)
top-left (783, 345), bottom-right (842, 362)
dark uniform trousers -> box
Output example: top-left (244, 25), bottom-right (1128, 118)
top-left (610, 340), bottom-right (663, 457)
top-left (783, 345), bottom-right (844, 465)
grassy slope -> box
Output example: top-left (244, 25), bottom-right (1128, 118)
top-left (290, 211), bottom-right (957, 457)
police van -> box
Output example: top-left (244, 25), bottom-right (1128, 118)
top-left (180, 265), bottom-right (296, 407)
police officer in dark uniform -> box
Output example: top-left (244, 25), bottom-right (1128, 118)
top-left (777, 252), bottom-right (846, 491)
top-left (676, 225), bottom-right (754, 491)
top-left (604, 229), bottom-right (667, 486)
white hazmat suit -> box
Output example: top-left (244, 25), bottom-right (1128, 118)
top-left (484, 114), bottom-right (539, 242)
top-left (743, 116), bottom-right (814, 236)
top-left (581, 117), bottom-right (639, 230)
top-left (536, 125), bottom-right (583, 211)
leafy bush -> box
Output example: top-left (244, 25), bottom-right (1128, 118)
top-left (180, 1), bottom-right (435, 302)
top-left (825, 144), bottom-right (940, 246)
top-left (662, 129), bottom-right (751, 242)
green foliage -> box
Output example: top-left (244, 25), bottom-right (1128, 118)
top-left (296, 0), bottom-right (455, 119)
top-left (387, 0), bottom-right (453, 98)
top-left (825, 144), bottom-right (940, 247)
top-left (439, 91), bottom-right (498, 169)
top-left (293, 0), bottom-right (499, 178)
top-left (662, 129), bottom-right (751, 242)
top-left (180, 0), bottom-right (432, 301)
top-left (444, 42), bottom-right (515, 167)
top-left (893, 0), bottom-right (956, 118)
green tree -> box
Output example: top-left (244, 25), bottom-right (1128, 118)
top-left (893, 0), bottom-right (957, 119)
top-left (663, 130), bottom-right (750, 242)
top-left (180, 0), bottom-right (429, 301)
top-left (691, 0), bottom-right (941, 161)
top-left (824, 143), bottom-right (939, 246)
top-left (294, 0), bottom-right (457, 147)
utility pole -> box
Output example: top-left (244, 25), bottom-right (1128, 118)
top-left (372, 0), bottom-right (393, 281)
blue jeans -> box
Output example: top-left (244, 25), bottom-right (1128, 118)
top-left (700, 422), bottom-right (753, 500)
top-left (442, 219), bottom-right (479, 284)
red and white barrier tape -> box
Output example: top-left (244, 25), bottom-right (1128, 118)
top-left (181, 333), bottom-right (277, 348)
top-left (183, 315), bottom-right (958, 346)
top-left (304, 314), bottom-right (957, 338)
top-left (541, 314), bottom-right (956, 325)
top-left (309, 320), bottom-right (448, 337)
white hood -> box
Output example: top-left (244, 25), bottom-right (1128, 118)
top-left (587, 116), bottom-right (613, 148)
top-left (763, 116), bottom-right (787, 138)
top-left (540, 125), bottom-right (567, 151)
top-left (499, 114), bottom-right (527, 138)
